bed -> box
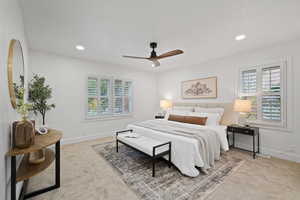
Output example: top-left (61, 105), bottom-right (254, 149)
top-left (126, 103), bottom-right (237, 177)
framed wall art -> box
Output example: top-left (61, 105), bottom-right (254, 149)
top-left (181, 76), bottom-right (217, 99)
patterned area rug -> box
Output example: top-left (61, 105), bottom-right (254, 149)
top-left (93, 142), bottom-right (244, 200)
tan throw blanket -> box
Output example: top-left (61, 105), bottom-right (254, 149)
top-left (133, 120), bottom-right (221, 169)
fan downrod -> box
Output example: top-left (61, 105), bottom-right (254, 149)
top-left (150, 42), bottom-right (157, 58)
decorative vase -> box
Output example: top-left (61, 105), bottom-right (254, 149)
top-left (13, 119), bottom-right (35, 149)
top-left (29, 149), bottom-right (46, 164)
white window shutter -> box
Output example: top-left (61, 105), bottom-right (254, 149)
top-left (113, 79), bottom-right (123, 114)
top-left (261, 66), bottom-right (281, 121)
top-left (87, 77), bottom-right (98, 117)
top-left (123, 81), bottom-right (132, 113)
top-left (241, 69), bottom-right (257, 94)
top-left (99, 79), bottom-right (111, 114)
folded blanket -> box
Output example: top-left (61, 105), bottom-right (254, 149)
top-left (133, 120), bottom-right (220, 169)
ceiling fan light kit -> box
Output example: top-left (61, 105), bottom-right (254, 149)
top-left (123, 42), bottom-right (184, 67)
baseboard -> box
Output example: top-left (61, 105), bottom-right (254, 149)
top-left (235, 142), bottom-right (300, 163)
top-left (61, 132), bottom-right (113, 145)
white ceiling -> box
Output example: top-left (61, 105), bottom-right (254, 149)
top-left (20, 0), bottom-right (300, 71)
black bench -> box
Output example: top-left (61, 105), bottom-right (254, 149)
top-left (116, 129), bottom-right (172, 177)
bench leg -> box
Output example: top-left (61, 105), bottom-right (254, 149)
top-left (116, 140), bottom-right (119, 153)
top-left (168, 144), bottom-right (172, 168)
top-left (152, 159), bottom-right (156, 177)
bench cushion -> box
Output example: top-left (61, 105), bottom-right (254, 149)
top-left (117, 133), bottom-right (170, 156)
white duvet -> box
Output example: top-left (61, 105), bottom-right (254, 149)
top-left (127, 119), bottom-right (229, 177)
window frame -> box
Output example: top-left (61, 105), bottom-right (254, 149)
top-left (238, 59), bottom-right (288, 129)
top-left (85, 75), bottom-right (134, 120)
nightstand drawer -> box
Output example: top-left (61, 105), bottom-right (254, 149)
top-left (227, 126), bottom-right (255, 135)
top-left (240, 128), bottom-right (254, 135)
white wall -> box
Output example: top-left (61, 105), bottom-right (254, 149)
top-left (157, 39), bottom-right (300, 163)
top-left (28, 51), bottom-right (157, 143)
top-left (0, 0), bottom-right (28, 199)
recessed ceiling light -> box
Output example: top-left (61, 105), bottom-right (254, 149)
top-left (235, 34), bottom-right (246, 41)
top-left (76, 45), bottom-right (85, 50)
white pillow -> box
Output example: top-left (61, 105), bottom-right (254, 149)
top-left (173, 106), bottom-right (194, 112)
top-left (194, 107), bottom-right (224, 115)
top-left (164, 110), bottom-right (188, 120)
top-left (188, 112), bottom-right (221, 126)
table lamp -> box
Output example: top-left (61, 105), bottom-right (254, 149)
top-left (159, 100), bottom-right (172, 116)
top-left (234, 99), bottom-right (252, 126)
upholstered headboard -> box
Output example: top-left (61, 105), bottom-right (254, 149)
top-left (172, 102), bottom-right (238, 125)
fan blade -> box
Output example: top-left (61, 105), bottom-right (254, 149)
top-left (156, 49), bottom-right (184, 59)
top-left (123, 55), bottom-right (149, 59)
top-left (151, 60), bottom-right (160, 67)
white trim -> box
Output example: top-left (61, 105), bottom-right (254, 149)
top-left (61, 132), bottom-right (113, 145)
top-left (84, 114), bottom-right (133, 122)
top-left (235, 142), bottom-right (300, 163)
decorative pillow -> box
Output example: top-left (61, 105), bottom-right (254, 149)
top-left (168, 114), bottom-right (207, 125)
top-left (168, 114), bottom-right (186, 123)
top-left (164, 110), bottom-right (188, 120)
top-left (184, 116), bottom-right (207, 125)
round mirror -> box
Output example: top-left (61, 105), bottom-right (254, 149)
top-left (7, 39), bottom-right (25, 109)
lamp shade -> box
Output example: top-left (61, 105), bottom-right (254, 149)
top-left (160, 100), bottom-right (172, 109)
top-left (234, 99), bottom-right (251, 113)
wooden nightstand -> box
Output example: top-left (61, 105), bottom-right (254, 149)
top-left (155, 115), bottom-right (165, 119)
top-left (227, 124), bottom-right (260, 159)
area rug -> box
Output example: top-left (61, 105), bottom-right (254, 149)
top-left (93, 142), bottom-right (244, 200)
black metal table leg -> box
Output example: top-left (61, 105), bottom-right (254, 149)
top-left (24, 141), bottom-right (61, 199)
top-left (55, 141), bottom-right (60, 188)
top-left (253, 134), bottom-right (256, 159)
top-left (11, 156), bottom-right (16, 200)
top-left (232, 132), bottom-right (235, 148)
top-left (258, 132), bottom-right (260, 154)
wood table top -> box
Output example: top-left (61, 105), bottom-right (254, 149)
top-left (7, 129), bottom-right (62, 156)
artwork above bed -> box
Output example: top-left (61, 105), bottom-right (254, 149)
top-left (182, 76), bottom-right (217, 99)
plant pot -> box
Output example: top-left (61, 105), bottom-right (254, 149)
top-left (29, 149), bottom-right (45, 164)
top-left (13, 119), bottom-right (35, 149)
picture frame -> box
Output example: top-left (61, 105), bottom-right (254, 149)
top-left (181, 76), bottom-right (217, 99)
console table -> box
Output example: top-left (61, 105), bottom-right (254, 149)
top-left (7, 129), bottom-right (62, 200)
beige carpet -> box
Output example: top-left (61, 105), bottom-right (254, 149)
top-left (27, 137), bottom-right (300, 200)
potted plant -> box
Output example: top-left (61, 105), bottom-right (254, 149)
top-left (13, 85), bottom-right (35, 149)
top-left (28, 74), bottom-right (55, 132)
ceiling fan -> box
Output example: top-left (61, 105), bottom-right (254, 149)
top-left (123, 42), bottom-right (184, 67)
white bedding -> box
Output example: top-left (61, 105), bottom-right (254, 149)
top-left (127, 119), bottom-right (229, 177)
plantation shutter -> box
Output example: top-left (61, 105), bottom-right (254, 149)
top-left (87, 77), bottom-right (133, 118)
top-left (87, 77), bottom-right (98, 116)
top-left (240, 69), bottom-right (257, 119)
top-left (241, 69), bottom-right (256, 93)
top-left (99, 79), bottom-right (111, 114)
top-left (113, 79), bottom-right (123, 113)
top-left (123, 81), bottom-right (132, 113)
top-left (261, 66), bottom-right (281, 121)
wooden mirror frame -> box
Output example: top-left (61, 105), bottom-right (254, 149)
top-left (7, 39), bottom-right (25, 109)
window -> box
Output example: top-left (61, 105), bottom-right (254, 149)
top-left (87, 76), bottom-right (133, 118)
top-left (239, 60), bottom-right (286, 127)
